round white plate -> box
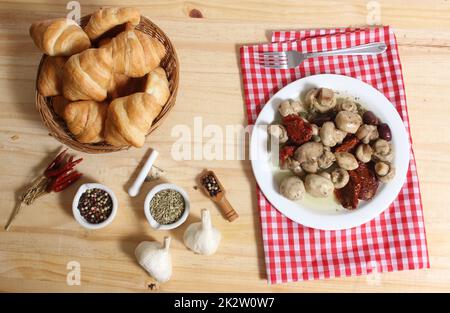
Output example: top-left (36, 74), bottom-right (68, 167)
top-left (250, 74), bottom-right (410, 230)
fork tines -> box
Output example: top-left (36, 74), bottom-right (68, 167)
top-left (258, 51), bottom-right (288, 69)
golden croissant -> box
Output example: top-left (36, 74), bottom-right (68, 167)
top-left (143, 67), bottom-right (170, 107)
top-left (62, 48), bottom-right (114, 101)
top-left (84, 7), bottom-right (141, 40)
top-left (29, 18), bottom-right (91, 56)
top-left (104, 27), bottom-right (165, 77)
top-left (63, 100), bottom-right (108, 143)
top-left (38, 56), bottom-right (67, 96)
top-left (51, 96), bottom-right (69, 117)
top-left (105, 93), bottom-right (162, 147)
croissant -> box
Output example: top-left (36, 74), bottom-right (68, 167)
top-left (51, 96), bottom-right (69, 116)
top-left (104, 28), bottom-right (165, 77)
top-left (84, 7), bottom-right (141, 40)
top-left (62, 47), bottom-right (113, 101)
top-left (105, 93), bottom-right (162, 147)
top-left (63, 100), bottom-right (108, 143)
top-left (143, 67), bottom-right (170, 107)
top-left (38, 56), bottom-right (67, 96)
top-left (29, 18), bottom-right (91, 56)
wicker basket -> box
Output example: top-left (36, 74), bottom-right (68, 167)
top-left (35, 15), bottom-right (179, 153)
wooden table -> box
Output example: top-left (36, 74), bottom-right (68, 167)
top-left (1, 0), bottom-right (449, 292)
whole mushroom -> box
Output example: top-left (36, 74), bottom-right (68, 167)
top-left (338, 99), bottom-right (359, 113)
top-left (334, 111), bottom-right (363, 134)
top-left (335, 152), bottom-right (359, 170)
top-left (319, 171), bottom-right (331, 180)
top-left (268, 124), bottom-right (288, 144)
top-left (305, 88), bottom-right (336, 113)
top-left (278, 99), bottom-right (306, 117)
top-left (280, 176), bottom-right (306, 201)
top-left (372, 139), bottom-right (394, 162)
top-left (304, 174), bottom-right (335, 198)
top-left (355, 144), bottom-right (373, 163)
top-left (317, 148), bottom-right (335, 169)
top-left (331, 168), bottom-right (350, 189)
top-left (294, 142), bottom-right (324, 173)
top-left (284, 157), bottom-right (305, 177)
top-left (319, 121), bottom-right (347, 147)
top-left (375, 161), bottom-right (396, 183)
top-left (356, 124), bottom-right (379, 144)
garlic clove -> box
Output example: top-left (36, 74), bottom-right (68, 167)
top-left (135, 236), bottom-right (172, 283)
top-left (183, 209), bottom-right (221, 256)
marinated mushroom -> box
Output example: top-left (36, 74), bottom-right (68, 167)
top-left (268, 124), bottom-right (288, 144)
top-left (311, 124), bottom-right (321, 142)
top-left (338, 99), bottom-right (358, 113)
top-left (334, 111), bottom-right (362, 134)
top-left (304, 174), bottom-right (335, 198)
top-left (305, 88), bottom-right (336, 113)
top-left (294, 142), bottom-right (324, 173)
top-left (319, 171), bottom-right (331, 180)
top-left (372, 139), bottom-right (394, 162)
top-left (375, 161), bottom-right (396, 183)
top-left (317, 148), bottom-right (335, 169)
top-left (280, 176), bottom-right (306, 201)
top-left (319, 121), bottom-right (347, 147)
top-left (335, 152), bottom-right (359, 170)
top-left (331, 168), bottom-right (350, 189)
top-left (356, 124), bottom-right (379, 144)
top-left (284, 157), bottom-right (305, 177)
top-left (355, 143), bottom-right (373, 163)
top-left (278, 99), bottom-right (305, 117)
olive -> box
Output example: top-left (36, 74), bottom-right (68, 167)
top-left (378, 123), bottom-right (392, 141)
top-left (310, 112), bottom-right (336, 127)
top-left (363, 110), bottom-right (379, 125)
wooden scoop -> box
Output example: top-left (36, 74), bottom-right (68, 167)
top-left (199, 170), bottom-right (239, 222)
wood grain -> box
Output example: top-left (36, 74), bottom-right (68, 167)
top-left (1, 0), bottom-right (450, 292)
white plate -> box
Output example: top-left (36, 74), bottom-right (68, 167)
top-left (250, 74), bottom-right (410, 230)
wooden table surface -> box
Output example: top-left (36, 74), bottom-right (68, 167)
top-left (1, 0), bottom-right (450, 292)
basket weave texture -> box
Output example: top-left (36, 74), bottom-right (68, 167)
top-left (35, 15), bottom-right (179, 153)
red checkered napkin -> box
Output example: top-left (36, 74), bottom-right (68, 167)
top-left (240, 26), bottom-right (429, 284)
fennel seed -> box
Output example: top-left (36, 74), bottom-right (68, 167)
top-left (149, 189), bottom-right (185, 225)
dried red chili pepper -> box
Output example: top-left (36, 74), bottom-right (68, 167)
top-left (279, 145), bottom-right (296, 166)
top-left (282, 114), bottom-right (313, 145)
top-left (44, 148), bottom-right (68, 174)
top-left (45, 158), bottom-right (83, 177)
top-left (53, 173), bottom-right (82, 192)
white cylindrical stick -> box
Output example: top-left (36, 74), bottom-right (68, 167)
top-left (128, 149), bottom-right (159, 197)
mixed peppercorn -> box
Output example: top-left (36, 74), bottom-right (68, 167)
top-left (78, 188), bottom-right (113, 224)
top-left (201, 173), bottom-right (221, 197)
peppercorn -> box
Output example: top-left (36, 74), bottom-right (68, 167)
top-left (201, 174), bottom-right (221, 197)
top-left (78, 188), bottom-right (113, 224)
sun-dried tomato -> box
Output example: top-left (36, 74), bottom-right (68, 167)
top-left (335, 171), bottom-right (361, 210)
top-left (282, 114), bottom-right (313, 145)
top-left (354, 162), bottom-right (379, 201)
top-left (279, 145), bottom-right (296, 166)
top-left (333, 135), bottom-right (360, 153)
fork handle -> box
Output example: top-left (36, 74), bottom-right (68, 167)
top-left (308, 42), bottom-right (387, 58)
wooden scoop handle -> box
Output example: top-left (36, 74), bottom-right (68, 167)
top-left (217, 196), bottom-right (239, 222)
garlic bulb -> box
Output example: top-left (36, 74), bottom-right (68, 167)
top-left (135, 236), bottom-right (172, 283)
top-left (183, 209), bottom-right (221, 255)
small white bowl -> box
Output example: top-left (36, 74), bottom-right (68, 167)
top-left (144, 183), bottom-right (190, 230)
top-left (72, 183), bottom-right (118, 230)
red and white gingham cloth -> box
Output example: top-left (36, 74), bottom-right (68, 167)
top-left (240, 26), bottom-right (429, 284)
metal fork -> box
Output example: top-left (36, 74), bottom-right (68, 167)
top-left (259, 42), bottom-right (387, 69)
